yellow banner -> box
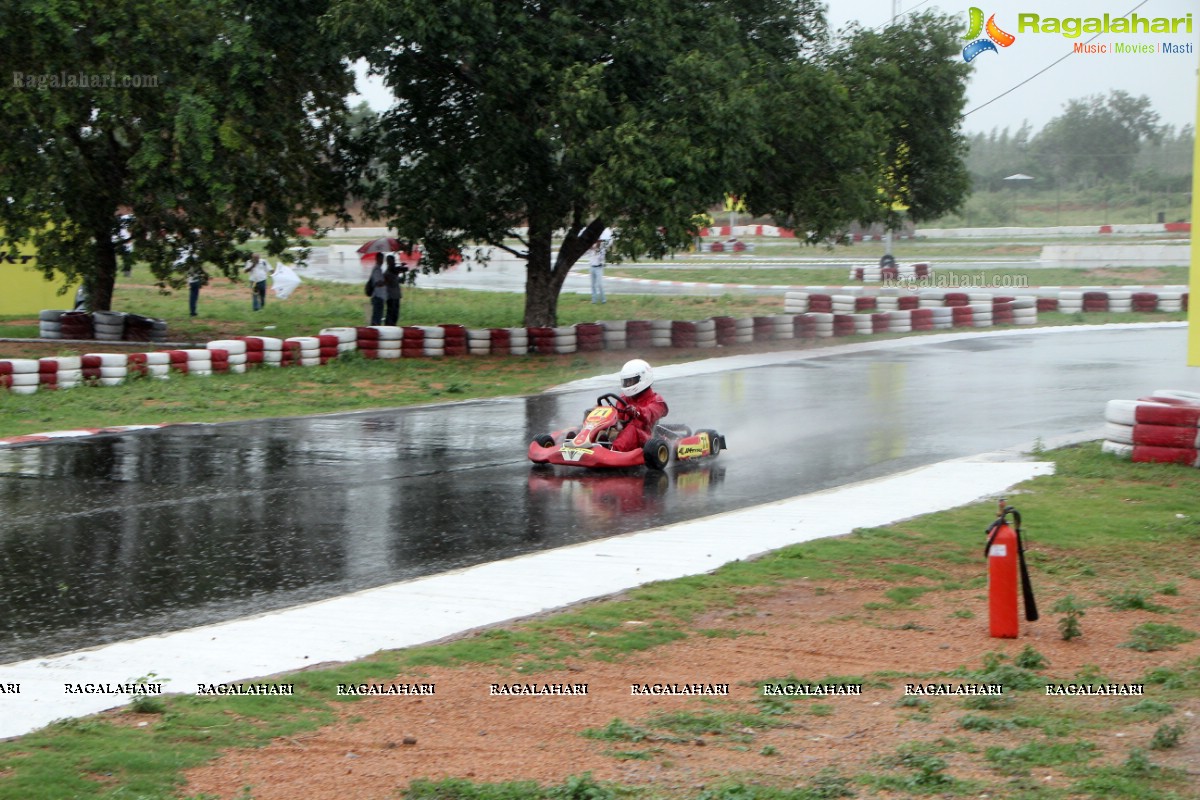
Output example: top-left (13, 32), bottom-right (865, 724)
top-left (0, 231), bottom-right (78, 315)
top-left (1190, 74), bottom-right (1200, 366)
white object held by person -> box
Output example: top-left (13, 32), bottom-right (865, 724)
top-left (271, 263), bottom-right (302, 300)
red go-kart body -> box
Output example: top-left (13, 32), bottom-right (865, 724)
top-left (528, 393), bottom-right (725, 471)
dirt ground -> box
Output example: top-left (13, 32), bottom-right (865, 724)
top-left (183, 570), bottom-right (1200, 799)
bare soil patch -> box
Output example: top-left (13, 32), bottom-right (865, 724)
top-left (183, 570), bottom-right (1200, 799)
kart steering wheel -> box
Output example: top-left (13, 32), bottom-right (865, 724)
top-left (596, 392), bottom-right (629, 409)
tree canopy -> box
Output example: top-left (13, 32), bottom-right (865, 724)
top-left (0, 0), bottom-right (356, 311)
top-left (335, 0), bottom-right (972, 326)
top-left (1030, 91), bottom-right (1164, 185)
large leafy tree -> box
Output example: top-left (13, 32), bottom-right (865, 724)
top-left (335, 0), bottom-right (838, 326)
top-left (1031, 91), bottom-right (1162, 185)
top-left (0, 0), bottom-right (356, 311)
top-left (825, 12), bottom-right (973, 230)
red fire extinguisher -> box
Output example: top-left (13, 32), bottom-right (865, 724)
top-left (983, 499), bottom-right (1038, 638)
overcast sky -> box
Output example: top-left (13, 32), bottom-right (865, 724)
top-left (351, 0), bottom-right (1199, 138)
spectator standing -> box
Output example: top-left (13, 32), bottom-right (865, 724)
top-left (244, 253), bottom-right (269, 311)
top-left (383, 254), bottom-right (407, 325)
top-left (186, 264), bottom-right (209, 317)
top-left (588, 228), bottom-right (612, 304)
top-left (368, 253), bottom-right (388, 325)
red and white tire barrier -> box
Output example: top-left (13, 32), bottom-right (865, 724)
top-left (208, 340), bottom-right (248, 374)
top-left (1, 359), bottom-right (41, 394)
top-left (285, 337), bottom-right (321, 367)
top-left (599, 320), bottom-right (627, 351)
top-left (37, 356), bottom-right (83, 390)
top-left (575, 322), bottom-right (606, 352)
top-left (356, 326), bottom-right (403, 359)
top-left (467, 328), bottom-right (492, 356)
top-left (1103, 393), bottom-right (1200, 467)
top-left (319, 327), bottom-right (358, 356)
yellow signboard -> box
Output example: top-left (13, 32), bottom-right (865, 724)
top-left (0, 231), bottom-right (78, 315)
top-left (1190, 74), bottom-right (1199, 366)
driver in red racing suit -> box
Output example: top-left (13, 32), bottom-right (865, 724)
top-left (611, 358), bottom-right (668, 452)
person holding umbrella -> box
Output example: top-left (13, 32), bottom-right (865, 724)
top-left (367, 253), bottom-right (388, 325)
top-left (383, 254), bottom-right (408, 325)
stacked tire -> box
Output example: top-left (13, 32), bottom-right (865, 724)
top-left (39, 310), bottom-right (67, 339)
top-left (969, 303), bottom-right (993, 328)
top-left (124, 314), bottom-right (167, 343)
top-left (138, 352), bottom-right (171, 379)
top-left (1, 359), bottom-right (40, 394)
top-left (575, 322), bottom-right (605, 352)
top-left (38, 356), bottom-right (83, 389)
top-left (625, 320), bottom-right (653, 350)
top-left (284, 337), bottom-right (321, 367)
top-left (832, 314), bottom-right (856, 337)
top-left (442, 324), bottom-right (468, 356)
top-left (319, 327), bottom-right (358, 356)
top-left (649, 320), bottom-right (671, 348)
top-left (484, 328), bottom-right (508, 355)
top-left (1059, 291), bottom-right (1083, 314)
top-left (910, 308), bottom-right (934, 332)
top-left (418, 325), bottom-right (446, 357)
top-left (1132, 292), bottom-right (1159, 312)
top-left (467, 328), bottom-right (492, 356)
top-left (208, 340), bottom-right (248, 374)
top-left (508, 327), bottom-right (530, 355)
top-left (59, 311), bottom-right (94, 340)
top-left (316, 334), bottom-right (341, 364)
top-left (951, 306), bottom-right (973, 327)
top-left (84, 353), bottom-right (129, 386)
top-left (732, 318), bottom-right (754, 344)
top-left (357, 326), bottom-right (403, 359)
top-left (808, 312), bottom-right (834, 338)
top-left (1104, 392), bottom-right (1200, 467)
top-left (400, 327), bottom-right (426, 359)
top-left (807, 293), bottom-right (833, 313)
top-left (92, 311), bottom-right (126, 341)
top-left (784, 292), bottom-right (808, 314)
top-left (1157, 290), bottom-right (1184, 312)
top-left (831, 295), bottom-right (856, 315)
top-left (238, 335), bottom-right (284, 367)
top-left (1012, 297), bottom-right (1038, 325)
top-left (600, 320), bottom-right (627, 351)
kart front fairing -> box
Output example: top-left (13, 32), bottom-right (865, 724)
top-left (527, 405), bottom-right (646, 468)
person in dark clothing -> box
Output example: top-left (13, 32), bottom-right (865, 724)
top-left (383, 254), bottom-right (408, 325)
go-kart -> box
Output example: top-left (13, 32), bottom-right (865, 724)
top-left (528, 393), bottom-right (726, 470)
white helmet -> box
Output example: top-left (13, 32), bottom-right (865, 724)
top-left (619, 358), bottom-right (653, 397)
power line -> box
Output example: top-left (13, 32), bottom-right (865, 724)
top-left (962, 0), bottom-right (1153, 120)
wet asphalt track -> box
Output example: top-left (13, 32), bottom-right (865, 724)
top-left (0, 325), bottom-right (1195, 662)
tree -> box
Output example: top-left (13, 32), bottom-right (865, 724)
top-left (1031, 91), bottom-right (1162, 185)
top-left (0, 0), bottom-right (357, 311)
top-left (336, 0), bottom-right (845, 326)
top-left (825, 12), bottom-right (973, 229)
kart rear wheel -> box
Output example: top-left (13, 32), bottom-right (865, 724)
top-left (643, 437), bottom-right (671, 471)
top-left (698, 429), bottom-right (724, 456)
top-left (533, 433), bottom-right (555, 448)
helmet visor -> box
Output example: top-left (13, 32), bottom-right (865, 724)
top-left (621, 375), bottom-right (640, 388)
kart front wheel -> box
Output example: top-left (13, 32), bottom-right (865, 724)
top-left (533, 433), bottom-right (555, 448)
top-left (643, 437), bottom-right (671, 471)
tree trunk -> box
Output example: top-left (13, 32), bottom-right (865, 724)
top-left (521, 215), bottom-right (606, 327)
top-left (90, 230), bottom-right (118, 312)
top-left (522, 214), bottom-right (560, 327)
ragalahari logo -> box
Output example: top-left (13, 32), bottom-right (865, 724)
top-left (962, 7), bottom-right (1016, 62)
